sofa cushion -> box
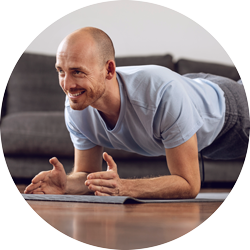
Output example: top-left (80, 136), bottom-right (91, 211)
top-left (176, 59), bottom-right (240, 81)
top-left (1, 111), bottom-right (165, 160)
top-left (5, 156), bottom-right (168, 180)
top-left (115, 54), bottom-right (174, 71)
top-left (1, 112), bottom-right (74, 157)
top-left (104, 148), bottom-right (165, 161)
top-left (5, 53), bottom-right (65, 115)
top-left (5, 156), bottom-right (75, 179)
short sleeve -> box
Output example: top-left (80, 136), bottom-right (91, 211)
top-left (64, 108), bottom-right (97, 150)
top-left (157, 81), bottom-right (204, 148)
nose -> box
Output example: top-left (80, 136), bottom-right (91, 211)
top-left (60, 73), bottom-right (77, 91)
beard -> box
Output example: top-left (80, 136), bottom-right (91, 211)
top-left (69, 82), bottom-right (106, 111)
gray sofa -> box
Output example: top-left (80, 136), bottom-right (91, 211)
top-left (0, 52), bottom-right (245, 187)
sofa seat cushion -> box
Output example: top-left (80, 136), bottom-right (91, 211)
top-left (103, 147), bottom-right (165, 161)
top-left (1, 112), bottom-right (74, 157)
top-left (1, 111), bottom-right (166, 160)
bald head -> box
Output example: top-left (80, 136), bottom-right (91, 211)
top-left (58, 27), bottom-right (115, 68)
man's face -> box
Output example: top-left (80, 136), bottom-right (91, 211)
top-left (55, 36), bottom-right (106, 110)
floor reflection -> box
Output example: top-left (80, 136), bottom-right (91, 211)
top-left (70, 203), bottom-right (205, 249)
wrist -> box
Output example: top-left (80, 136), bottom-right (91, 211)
top-left (119, 179), bottom-right (126, 196)
top-left (119, 179), bottom-right (135, 197)
top-left (64, 175), bottom-right (71, 194)
top-left (65, 172), bottom-right (90, 195)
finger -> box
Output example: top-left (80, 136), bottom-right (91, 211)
top-left (49, 157), bottom-right (65, 172)
top-left (24, 181), bottom-right (42, 194)
top-left (88, 184), bottom-right (115, 195)
top-left (31, 187), bottom-right (43, 193)
top-left (85, 179), bottom-right (117, 188)
top-left (103, 152), bottom-right (117, 172)
top-left (95, 191), bottom-right (110, 196)
top-left (87, 170), bottom-right (116, 180)
top-left (32, 171), bottom-right (49, 184)
top-left (32, 191), bottom-right (45, 194)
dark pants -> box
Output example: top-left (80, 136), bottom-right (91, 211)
top-left (184, 73), bottom-right (250, 160)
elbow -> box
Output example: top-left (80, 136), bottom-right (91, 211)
top-left (188, 182), bottom-right (201, 199)
top-left (188, 190), bottom-right (200, 199)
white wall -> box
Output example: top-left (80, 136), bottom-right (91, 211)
top-left (25, 1), bottom-right (234, 65)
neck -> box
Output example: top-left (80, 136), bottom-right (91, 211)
top-left (92, 75), bottom-right (121, 129)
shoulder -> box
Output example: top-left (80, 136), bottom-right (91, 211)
top-left (116, 65), bottom-right (174, 83)
top-left (116, 65), bottom-right (178, 109)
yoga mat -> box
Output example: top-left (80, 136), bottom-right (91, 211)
top-left (22, 192), bottom-right (229, 204)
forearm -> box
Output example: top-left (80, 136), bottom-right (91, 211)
top-left (65, 172), bottom-right (93, 195)
top-left (120, 175), bottom-right (200, 199)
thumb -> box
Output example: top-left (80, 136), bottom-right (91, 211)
top-left (49, 157), bottom-right (65, 172)
top-left (103, 152), bottom-right (117, 172)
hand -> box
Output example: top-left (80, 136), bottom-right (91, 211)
top-left (24, 157), bottom-right (67, 194)
top-left (85, 152), bottom-right (124, 196)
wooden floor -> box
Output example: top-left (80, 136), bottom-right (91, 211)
top-left (17, 185), bottom-right (230, 250)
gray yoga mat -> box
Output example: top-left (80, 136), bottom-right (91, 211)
top-left (22, 192), bottom-right (229, 204)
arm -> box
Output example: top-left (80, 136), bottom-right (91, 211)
top-left (85, 134), bottom-right (201, 199)
top-left (66, 146), bottom-right (103, 195)
top-left (24, 145), bottom-right (103, 195)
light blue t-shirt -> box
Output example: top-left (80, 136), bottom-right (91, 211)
top-left (65, 65), bottom-right (225, 156)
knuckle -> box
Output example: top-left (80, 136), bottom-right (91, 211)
top-left (112, 182), bottom-right (117, 188)
top-left (39, 171), bottom-right (46, 176)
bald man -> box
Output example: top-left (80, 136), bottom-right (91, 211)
top-left (24, 27), bottom-right (249, 199)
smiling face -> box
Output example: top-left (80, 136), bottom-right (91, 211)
top-left (55, 32), bottom-right (107, 111)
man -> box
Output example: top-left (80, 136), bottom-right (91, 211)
top-left (24, 27), bottom-right (249, 198)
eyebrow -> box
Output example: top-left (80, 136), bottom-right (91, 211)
top-left (69, 67), bottom-right (86, 71)
top-left (55, 64), bottom-right (88, 72)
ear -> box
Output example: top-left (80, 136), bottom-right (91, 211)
top-left (105, 60), bottom-right (116, 80)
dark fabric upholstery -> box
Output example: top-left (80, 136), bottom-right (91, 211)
top-left (5, 156), bottom-right (74, 179)
top-left (5, 53), bottom-right (65, 115)
top-left (6, 156), bottom-right (169, 180)
top-left (176, 59), bottom-right (240, 81)
top-left (104, 147), bottom-right (165, 160)
top-left (1, 112), bottom-right (74, 157)
top-left (115, 54), bottom-right (175, 71)
top-left (1, 110), bottom-right (165, 159)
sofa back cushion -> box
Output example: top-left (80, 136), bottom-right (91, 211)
top-left (5, 53), bottom-right (65, 115)
top-left (176, 59), bottom-right (240, 81)
top-left (115, 54), bottom-right (174, 71)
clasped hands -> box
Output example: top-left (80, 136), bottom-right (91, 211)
top-left (24, 152), bottom-right (124, 196)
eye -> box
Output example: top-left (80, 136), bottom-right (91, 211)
top-left (74, 70), bottom-right (82, 75)
top-left (56, 69), bottom-right (64, 74)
